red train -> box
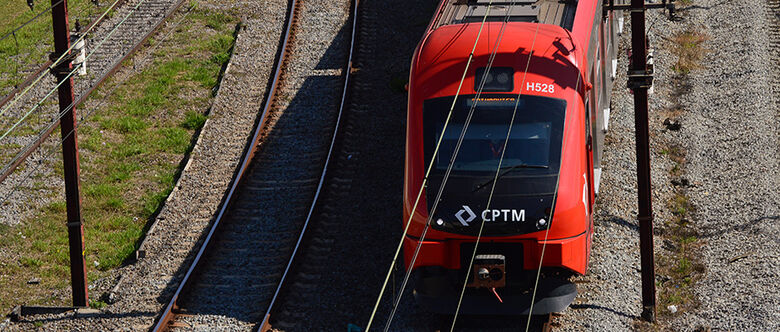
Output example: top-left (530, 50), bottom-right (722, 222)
top-left (402, 0), bottom-right (620, 314)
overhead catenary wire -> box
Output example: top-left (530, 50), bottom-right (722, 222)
top-left (389, 7), bottom-right (541, 331)
top-left (0, 3), bottom-right (196, 211)
top-left (373, 3), bottom-right (587, 330)
top-left (521, 66), bottom-right (582, 332)
top-left (0, 0), bottom-right (122, 120)
top-left (380, 2), bottom-right (542, 330)
top-left (381, 1), bottom-right (548, 328)
top-left (364, 2), bottom-right (497, 330)
top-left (0, 0), bottom-right (155, 144)
top-left (448, 10), bottom-right (544, 331)
top-left (12, 31), bottom-right (21, 83)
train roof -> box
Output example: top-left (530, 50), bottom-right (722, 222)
top-left (427, 0), bottom-right (602, 53)
top-left (413, 22), bottom-right (581, 99)
top-left (432, 0), bottom-right (578, 31)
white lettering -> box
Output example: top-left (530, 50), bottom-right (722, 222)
top-left (472, 208), bottom-right (527, 223)
top-left (525, 82), bottom-right (555, 94)
top-left (512, 209), bottom-right (525, 222)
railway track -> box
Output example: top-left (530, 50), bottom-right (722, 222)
top-left (256, 0), bottom-right (561, 330)
top-left (151, 0), bottom-right (358, 329)
top-left (0, 0), bottom-right (188, 183)
top-left (768, 0), bottom-right (780, 100)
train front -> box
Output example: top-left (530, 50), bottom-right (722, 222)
top-left (403, 21), bottom-right (591, 315)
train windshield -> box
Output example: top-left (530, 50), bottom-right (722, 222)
top-left (423, 94), bottom-right (566, 180)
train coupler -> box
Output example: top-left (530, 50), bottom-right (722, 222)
top-left (466, 254), bottom-right (506, 288)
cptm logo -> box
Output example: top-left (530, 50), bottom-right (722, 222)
top-left (454, 205), bottom-right (526, 226)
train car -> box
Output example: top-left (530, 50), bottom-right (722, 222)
top-left (402, 0), bottom-right (620, 314)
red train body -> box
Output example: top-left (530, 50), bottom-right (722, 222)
top-left (402, 0), bottom-right (620, 314)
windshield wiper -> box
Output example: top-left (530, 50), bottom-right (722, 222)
top-left (472, 163), bottom-right (549, 193)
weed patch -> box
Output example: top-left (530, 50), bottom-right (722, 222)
top-left (669, 28), bottom-right (709, 74)
top-left (656, 143), bottom-right (704, 316)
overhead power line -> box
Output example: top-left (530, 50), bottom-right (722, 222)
top-left (0, 0), bottom-right (122, 120)
top-left (366, 1), bottom-right (497, 330)
top-left (0, 3), bottom-right (196, 210)
top-left (0, 0), bottom-right (156, 143)
top-left (0, 0), bottom-right (65, 45)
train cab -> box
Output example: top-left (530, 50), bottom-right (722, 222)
top-left (402, 0), bottom-right (618, 314)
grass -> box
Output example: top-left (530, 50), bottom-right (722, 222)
top-left (0, 142), bottom-right (23, 165)
top-left (89, 299), bottom-right (107, 309)
top-left (0, 0), bottom-right (103, 94)
top-left (669, 28), bottom-right (709, 74)
top-left (652, 24), bottom-right (708, 318)
top-left (655, 151), bottom-right (704, 317)
top-left (655, 142), bottom-right (703, 317)
top-left (663, 144), bottom-right (686, 177)
top-left (182, 111), bottom-right (207, 130)
top-left (0, 6), bottom-right (238, 312)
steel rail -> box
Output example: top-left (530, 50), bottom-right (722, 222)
top-left (153, 0), bottom-right (360, 328)
top-left (0, 0), bottom-right (188, 185)
top-left (542, 313), bottom-right (554, 332)
top-left (257, 0), bottom-right (359, 329)
top-left (151, 0), bottom-right (303, 329)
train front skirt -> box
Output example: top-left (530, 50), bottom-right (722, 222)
top-left (412, 268), bottom-right (576, 315)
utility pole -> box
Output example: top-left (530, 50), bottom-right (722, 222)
top-left (50, 0), bottom-right (89, 307)
top-left (627, 0), bottom-right (656, 322)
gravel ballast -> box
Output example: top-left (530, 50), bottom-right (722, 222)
top-left (558, 1), bottom-right (780, 331)
top-left (3, 0), bottom-right (288, 329)
top-left (3, 0), bottom-right (778, 330)
top-left (0, 0), bottom-right (183, 227)
top-left (669, 0), bottom-right (780, 329)
top-left (170, 0), bottom-right (352, 329)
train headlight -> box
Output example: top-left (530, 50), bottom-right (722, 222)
top-left (536, 218), bottom-right (548, 230)
top-left (496, 72), bottom-right (510, 84)
top-left (475, 67), bottom-right (514, 92)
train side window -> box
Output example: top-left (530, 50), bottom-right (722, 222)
top-left (584, 98), bottom-right (591, 149)
top-left (589, 67), bottom-right (598, 147)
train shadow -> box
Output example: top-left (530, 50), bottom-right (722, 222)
top-left (698, 215), bottom-right (780, 241)
top-left (150, 5), bottom-right (356, 325)
top-left (598, 213), bottom-right (639, 232)
top-left (569, 303), bottom-right (638, 320)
